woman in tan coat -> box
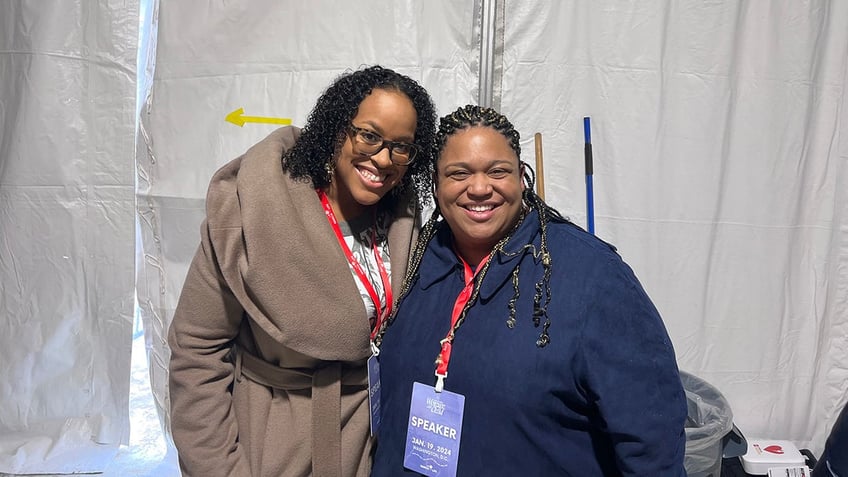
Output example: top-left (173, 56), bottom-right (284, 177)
top-left (167, 66), bottom-right (438, 477)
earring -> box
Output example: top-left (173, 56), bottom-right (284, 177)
top-left (325, 160), bottom-right (335, 183)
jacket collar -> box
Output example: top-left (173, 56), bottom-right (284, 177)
top-left (418, 208), bottom-right (542, 300)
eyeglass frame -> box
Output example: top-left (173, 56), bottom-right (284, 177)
top-left (346, 124), bottom-right (421, 166)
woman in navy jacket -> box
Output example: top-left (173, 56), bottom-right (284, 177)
top-left (372, 105), bottom-right (688, 476)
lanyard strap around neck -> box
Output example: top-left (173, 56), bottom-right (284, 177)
top-left (317, 189), bottom-right (392, 344)
top-left (434, 252), bottom-right (489, 392)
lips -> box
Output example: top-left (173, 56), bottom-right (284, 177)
top-left (356, 166), bottom-right (388, 186)
top-left (461, 203), bottom-right (500, 222)
top-left (464, 203), bottom-right (496, 212)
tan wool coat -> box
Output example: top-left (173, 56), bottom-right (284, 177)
top-left (167, 127), bottom-right (420, 477)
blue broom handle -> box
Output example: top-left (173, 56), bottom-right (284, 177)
top-left (584, 117), bottom-right (595, 234)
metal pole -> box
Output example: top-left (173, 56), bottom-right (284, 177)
top-left (478, 0), bottom-right (497, 108)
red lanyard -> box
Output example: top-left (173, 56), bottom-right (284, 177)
top-left (434, 252), bottom-right (489, 392)
top-left (317, 189), bottom-right (392, 342)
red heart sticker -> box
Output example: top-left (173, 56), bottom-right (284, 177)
top-left (764, 445), bottom-right (784, 454)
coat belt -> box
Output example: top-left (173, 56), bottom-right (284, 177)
top-left (234, 347), bottom-right (368, 477)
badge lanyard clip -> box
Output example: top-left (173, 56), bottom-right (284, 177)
top-left (435, 337), bottom-right (452, 393)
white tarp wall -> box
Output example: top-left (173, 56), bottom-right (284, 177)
top-left (0, 0), bottom-right (138, 474)
top-left (1, 0), bottom-right (845, 474)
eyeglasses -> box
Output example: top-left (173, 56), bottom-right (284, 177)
top-left (347, 125), bottom-right (421, 166)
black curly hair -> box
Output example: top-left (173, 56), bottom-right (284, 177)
top-left (282, 65), bottom-right (438, 209)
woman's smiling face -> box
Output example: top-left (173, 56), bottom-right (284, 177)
top-left (325, 88), bottom-right (417, 221)
top-left (435, 126), bottom-right (524, 265)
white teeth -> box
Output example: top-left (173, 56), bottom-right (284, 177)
top-left (468, 204), bottom-right (494, 212)
top-left (359, 169), bottom-right (385, 183)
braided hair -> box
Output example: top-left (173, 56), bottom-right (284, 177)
top-left (282, 65), bottom-right (438, 209)
top-left (375, 105), bottom-right (569, 349)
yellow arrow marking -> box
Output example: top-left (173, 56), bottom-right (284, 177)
top-left (225, 108), bottom-right (292, 127)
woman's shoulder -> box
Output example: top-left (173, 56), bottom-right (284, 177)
top-left (236, 126), bottom-right (302, 171)
top-left (544, 218), bottom-right (620, 259)
top-left (204, 126), bottom-right (307, 226)
top-left (216, 126), bottom-right (305, 182)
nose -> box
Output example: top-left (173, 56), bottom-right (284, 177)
top-left (370, 146), bottom-right (394, 168)
top-left (467, 174), bottom-right (493, 197)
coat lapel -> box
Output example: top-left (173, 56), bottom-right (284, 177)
top-left (209, 127), bottom-right (418, 361)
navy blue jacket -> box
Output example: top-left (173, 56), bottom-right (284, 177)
top-left (813, 401), bottom-right (848, 477)
top-left (372, 210), bottom-right (688, 476)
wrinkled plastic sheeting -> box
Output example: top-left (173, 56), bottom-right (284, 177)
top-left (0, 420), bottom-right (120, 474)
top-left (0, 0), bottom-right (138, 473)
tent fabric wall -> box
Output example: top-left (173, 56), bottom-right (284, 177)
top-left (0, 0), bottom-right (138, 473)
top-left (499, 1), bottom-right (848, 452)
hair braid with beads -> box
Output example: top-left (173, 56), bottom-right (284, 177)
top-left (374, 105), bottom-right (569, 349)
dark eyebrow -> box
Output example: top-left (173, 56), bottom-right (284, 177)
top-left (444, 158), bottom-right (516, 169)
